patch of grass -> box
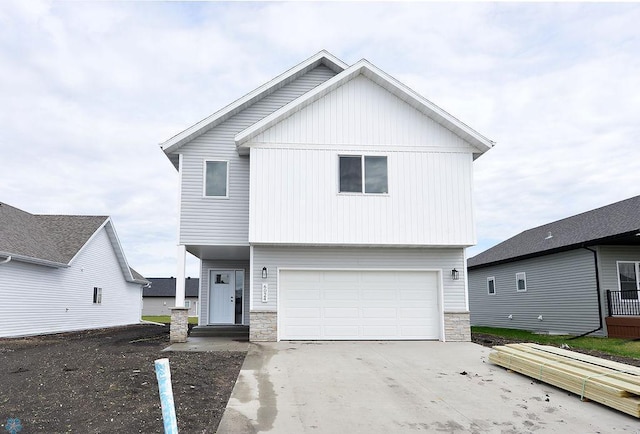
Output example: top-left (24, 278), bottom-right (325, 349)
top-left (142, 315), bottom-right (198, 325)
top-left (472, 326), bottom-right (640, 359)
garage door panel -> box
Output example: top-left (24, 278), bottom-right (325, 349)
top-left (280, 270), bottom-right (440, 340)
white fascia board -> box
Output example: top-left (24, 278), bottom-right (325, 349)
top-left (0, 251), bottom-right (68, 268)
top-left (160, 50), bottom-right (348, 156)
top-left (235, 59), bottom-right (495, 156)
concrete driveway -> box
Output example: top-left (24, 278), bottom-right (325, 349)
top-left (217, 341), bottom-right (639, 433)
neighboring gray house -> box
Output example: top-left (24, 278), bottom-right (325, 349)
top-left (468, 195), bottom-right (640, 338)
top-left (0, 201), bottom-right (148, 338)
top-left (143, 277), bottom-right (199, 317)
top-left (161, 50), bottom-right (494, 342)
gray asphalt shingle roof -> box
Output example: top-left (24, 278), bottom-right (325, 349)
top-left (468, 195), bottom-right (640, 269)
top-left (0, 201), bottom-right (107, 264)
top-left (143, 278), bottom-right (199, 297)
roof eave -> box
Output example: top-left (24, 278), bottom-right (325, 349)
top-left (0, 252), bottom-right (69, 268)
top-left (160, 50), bottom-right (348, 157)
top-left (235, 59), bottom-right (494, 154)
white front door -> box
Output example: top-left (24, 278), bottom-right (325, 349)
top-left (209, 270), bottom-right (235, 324)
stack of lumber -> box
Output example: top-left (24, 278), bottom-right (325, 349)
top-left (489, 343), bottom-right (640, 418)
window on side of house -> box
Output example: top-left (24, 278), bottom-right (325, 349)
top-left (487, 277), bottom-right (496, 295)
top-left (93, 287), bottom-right (102, 304)
top-left (184, 300), bottom-right (191, 309)
top-left (516, 272), bottom-right (527, 292)
top-left (617, 261), bottom-right (640, 300)
top-left (204, 160), bottom-right (229, 197)
top-left (339, 155), bottom-right (388, 194)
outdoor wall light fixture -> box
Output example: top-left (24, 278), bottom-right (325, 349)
top-left (262, 267), bottom-right (268, 279)
top-left (451, 268), bottom-right (459, 280)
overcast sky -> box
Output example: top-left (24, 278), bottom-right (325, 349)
top-left (2, 1), bottom-right (639, 278)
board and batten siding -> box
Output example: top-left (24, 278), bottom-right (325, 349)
top-left (177, 65), bottom-right (337, 246)
top-left (468, 249), bottom-right (601, 335)
top-left (251, 75), bottom-right (478, 151)
top-left (200, 260), bottom-right (250, 325)
top-left (250, 148), bottom-right (474, 246)
top-left (252, 245), bottom-right (466, 313)
top-left (0, 228), bottom-right (142, 338)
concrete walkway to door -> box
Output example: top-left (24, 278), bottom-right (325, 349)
top-left (216, 341), bottom-right (639, 433)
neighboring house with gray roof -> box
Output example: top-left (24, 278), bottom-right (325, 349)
top-left (468, 195), bottom-right (640, 339)
top-left (0, 201), bottom-right (149, 337)
top-left (142, 277), bottom-right (199, 317)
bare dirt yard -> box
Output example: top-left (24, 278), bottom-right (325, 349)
top-left (0, 324), bottom-right (246, 433)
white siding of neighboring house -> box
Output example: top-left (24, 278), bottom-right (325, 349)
top-left (177, 65), bottom-right (338, 247)
top-left (250, 148), bottom-right (474, 246)
top-left (251, 246), bottom-right (466, 313)
top-left (0, 228), bottom-right (143, 338)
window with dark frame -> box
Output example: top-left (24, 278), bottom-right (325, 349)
top-left (516, 272), bottom-right (527, 292)
top-left (339, 155), bottom-right (388, 194)
top-left (93, 287), bottom-right (102, 304)
top-left (487, 277), bottom-right (496, 295)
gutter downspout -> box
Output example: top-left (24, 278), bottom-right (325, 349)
top-left (0, 256), bottom-right (11, 265)
top-left (569, 247), bottom-right (603, 339)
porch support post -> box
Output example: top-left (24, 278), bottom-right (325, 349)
top-left (175, 244), bottom-right (186, 307)
top-left (170, 245), bottom-right (188, 343)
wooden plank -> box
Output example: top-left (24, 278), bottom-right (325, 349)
top-left (522, 343), bottom-right (640, 376)
top-left (489, 347), bottom-right (640, 418)
top-left (505, 344), bottom-right (640, 388)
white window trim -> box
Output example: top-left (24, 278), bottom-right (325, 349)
top-left (337, 154), bottom-right (389, 195)
top-left (184, 300), bottom-right (191, 309)
top-left (516, 272), bottom-right (527, 292)
top-left (203, 160), bottom-right (230, 199)
top-left (616, 261), bottom-right (640, 302)
top-left (487, 276), bottom-right (496, 295)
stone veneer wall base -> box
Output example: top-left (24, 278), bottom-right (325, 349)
top-left (444, 311), bottom-right (471, 342)
top-left (170, 307), bottom-right (190, 343)
top-left (250, 311), bottom-right (277, 342)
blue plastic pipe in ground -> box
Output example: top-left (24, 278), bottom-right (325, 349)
top-left (155, 358), bottom-right (179, 433)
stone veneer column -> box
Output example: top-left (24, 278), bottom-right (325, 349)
top-left (250, 311), bottom-right (277, 342)
top-left (170, 307), bottom-right (190, 343)
top-left (444, 312), bottom-right (471, 342)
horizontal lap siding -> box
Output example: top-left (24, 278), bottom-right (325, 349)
top-left (0, 229), bottom-right (142, 338)
top-left (252, 246), bottom-right (465, 312)
top-left (468, 249), bottom-right (600, 335)
top-left (178, 66), bottom-right (337, 246)
top-left (251, 149), bottom-right (474, 245)
top-left (597, 245), bottom-right (640, 294)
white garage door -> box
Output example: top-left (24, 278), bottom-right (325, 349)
top-left (279, 270), bottom-right (440, 340)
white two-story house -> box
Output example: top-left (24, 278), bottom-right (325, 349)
top-left (161, 51), bottom-right (493, 342)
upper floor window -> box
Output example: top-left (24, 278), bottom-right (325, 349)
top-left (204, 160), bottom-right (228, 198)
top-left (339, 155), bottom-right (388, 194)
top-left (516, 272), bottom-right (527, 292)
top-left (487, 277), bottom-right (496, 295)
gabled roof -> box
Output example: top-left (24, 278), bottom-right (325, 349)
top-left (0, 201), bottom-right (148, 284)
top-left (468, 195), bottom-right (640, 269)
top-left (143, 277), bottom-right (199, 297)
top-left (160, 50), bottom-right (348, 159)
top-left (236, 59), bottom-right (494, 159)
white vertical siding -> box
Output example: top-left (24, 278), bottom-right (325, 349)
top-left (250, 149), bottom-right (475, 246)
top-left (251, 75), bottom-right (477, 151)
top-left (252, 246), bottom-right (466, 313)
top-left (0, 228), bottom-right (142, 338)
top-left (178, 65), bottom-right (337, 246)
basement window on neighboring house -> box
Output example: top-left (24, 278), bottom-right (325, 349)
top-left (487, 277), bottom-right (496, 295)
top-left (516, 273), bottom-right (527, 292)
top-left (93, 287), bottom-right (102, 304)
top-left (339, 155), bottom-right (388, 194)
